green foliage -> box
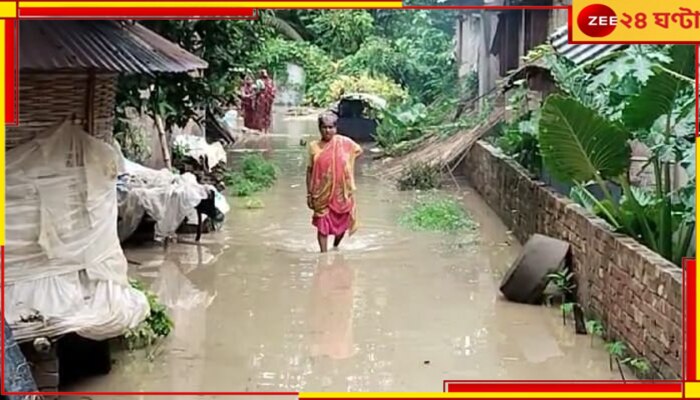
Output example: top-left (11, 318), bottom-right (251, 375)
top-left (251, 37), bottom-right (335, 99)
top-left (374, 103), bottom-right (430, 150)
top-left (171, 142), bottom-right (190, 166)
top-left (116, 20), bottom-right (275, 132)
top-left (494, 44), bottom-right (694, 267)
top-left (325, 74), bottom-right (408, 105)
top-left (541, 45), bottom-right (695, 266)
top-left (375, 88), bottom-right (489, 154)
top-left (256, 10), bottom-right (458, 108)
top-left (605, 340), bottom-right (627, 358)
top-left (338, 35), bottom-right (397, 77)
top-left (539, 95), bottom-right (631, 184)
top-left (399, 196), bottom-right (477, 232)
top-left (495, 117), bottom-right (541, 173)
top-left (303, 10), bottom-right (375, 58)
top-left (260, 11), bottom-right (305, 41)
top-left (397, 163), bottom-right (442, 191)
top-left (125, 279), bottom-right (174, 350)
top-left (495, 79), bottom-right (542, 173)
top-left (113, 115), bottom-right (151, 164)
top-left (225, 154), bottom-right (278, 197)
top-left (585, 318), bottom-right (656, 379)
top-left (546, 268), bottom-right (576, 295)
top-left (622, 357), bottom-right (653, 379)
top-left (560, 302), bottom-right (575, 316)
top-left (586, 319), bottom-right (605, 342)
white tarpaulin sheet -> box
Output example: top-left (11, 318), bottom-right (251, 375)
top-left (5, 122), bottom-right (149, 341)
top-left (116, 156), bottom-right (214, 242)
top-left (173, 135), bottom-right (227, 171)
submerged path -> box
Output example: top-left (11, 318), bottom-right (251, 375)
top-left (67, 111), bottom-right (619, 396)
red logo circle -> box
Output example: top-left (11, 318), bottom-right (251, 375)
top-left (577, 4), bottom-right (617, 37)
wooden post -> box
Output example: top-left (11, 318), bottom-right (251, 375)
top-left (85, 71), bottom-right (96, 137)
top-left (155, 114), bottom-right (171, 170)
top-left (479, 11), bottom-right (492, 112)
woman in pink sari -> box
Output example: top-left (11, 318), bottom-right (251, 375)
top-left (255, 69), bottom-right (276, 134)
top-left (240, 75), bottom-right (257, 130)
top-left (306, 112), bottom-right (363, 253)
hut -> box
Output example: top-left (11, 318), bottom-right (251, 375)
top-left (6, 20), bottom-right (207, 396)
top-left (9, 20), bottom-right (207, 148)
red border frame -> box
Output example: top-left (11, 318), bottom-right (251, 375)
top-left (0, 2), bottom-right (696, 398)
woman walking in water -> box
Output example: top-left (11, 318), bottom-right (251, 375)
top-left (306, 112), bottom-right (363, 253)
top-left (255, 69), bottom-right (276, 134)
top-left (240, 74), bottom-right (257, 130)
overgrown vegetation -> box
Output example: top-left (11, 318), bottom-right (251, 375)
top-left (125, 279), bottom-right (174, 351)
top-left (491, 44), bottom-right (695, 267)
top-left (112, 12), bottom-right (468, 161)
top-left (399, 196), bottom-right (477, 232)
top-left (113, 116), bottom-right (151, 164)
top-left (224, 154), bottom-right (278, 197)
top-left (374, 73), bottom-right (481, 155)
top-left (397, 163), bottom-right (442, 191)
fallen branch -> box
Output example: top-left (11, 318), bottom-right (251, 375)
top-left (376, 106), bottom-right (504, 180)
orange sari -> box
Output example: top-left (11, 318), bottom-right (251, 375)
top-left (308, 135), bottom-right (362, 236)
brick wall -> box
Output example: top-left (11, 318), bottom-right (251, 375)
top-left (461, 141), bottom-right (683, 379)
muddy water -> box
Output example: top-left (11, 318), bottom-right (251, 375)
top-left (66, 111), bottom-right (620, 396)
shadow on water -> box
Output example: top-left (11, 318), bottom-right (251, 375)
top-left (65, 108), bottom-right (623, 395)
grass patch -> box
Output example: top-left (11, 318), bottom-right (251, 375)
top-left (224, 154), bottom-right (278, 197)
top-left (397, 163), bottom-right (442, 191)
top-left (244, 198), bottom-right (265, 209)
top-left (125, 279), bottom-right (173, 351)
top-left (399, 196), bottom-right (477, 232)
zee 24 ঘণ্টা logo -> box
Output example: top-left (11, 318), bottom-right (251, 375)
top-left (577, 3), bottom-right (700, 38)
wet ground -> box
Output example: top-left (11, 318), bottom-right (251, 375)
top-left (66, 111), bottom-right (620, 396)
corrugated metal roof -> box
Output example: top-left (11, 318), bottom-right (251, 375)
top-left (19, 21), bottom-right (208, 74)
top-left (549, 26), bottom-right (625, 65)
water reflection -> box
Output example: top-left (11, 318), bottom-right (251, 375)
top-left (309, 254), bottom-right (356, 360)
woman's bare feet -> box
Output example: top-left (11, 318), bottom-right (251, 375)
top-left (333, 233), bottom-right (345, 250)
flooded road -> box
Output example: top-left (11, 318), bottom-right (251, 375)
top-left (67, 111), bottom-right (620, 396)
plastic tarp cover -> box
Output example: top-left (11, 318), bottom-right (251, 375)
top-left (174, 135), bottom-right (227, 171)
top-left (5, 122), bottom-right (150, 342)
top-left (116, 157), bottom-right (211, 242)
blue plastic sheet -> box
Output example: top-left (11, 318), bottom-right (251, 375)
top-left (3, 320), bottom-right (38, 399)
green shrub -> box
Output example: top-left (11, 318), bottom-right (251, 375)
top-left (399, 196), bottom-right (476, 232)
top-left (125, 279), bottom-right (173, 350)
top-left (224, 154), bottom-right (278, 197)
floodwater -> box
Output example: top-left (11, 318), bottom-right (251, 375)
top-left (65, 110), bottom-right (621, 397)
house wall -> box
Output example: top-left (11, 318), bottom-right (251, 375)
top-left (457, 8), bottom-right (553, 105)
top-left (549, 0), bottom-right (570, 33)
top-left (456, 14), bottom-right (480, 80)
top-left (461, 140), bottom-right (683, 379)
top-left (7, 72), bottom-right (118, 149)
top-left (455, 11), bottom-right (500, 102)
